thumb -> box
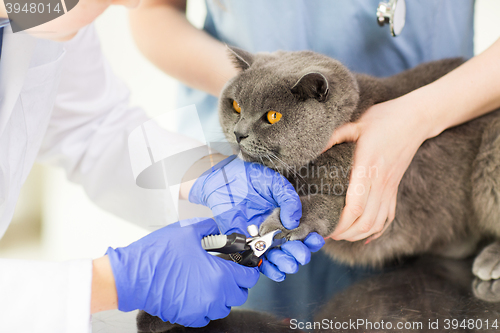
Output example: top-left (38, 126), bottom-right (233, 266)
top-left (322, 123), bottom-right (361, 153)
top-left (272, 175), bottom-right (302, 229)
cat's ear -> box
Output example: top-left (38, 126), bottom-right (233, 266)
top-left (227, 45), bottom-right (254, 71)
top-left (291, 72), bottom-right (330, 102)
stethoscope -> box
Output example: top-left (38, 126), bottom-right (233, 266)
top-left (376, 0), bottom-right (406, 37)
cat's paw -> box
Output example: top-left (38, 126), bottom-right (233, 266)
top-left (259, 208), bottom-right (285, 235)
top-left (259, 208), bottom-right (318, 241)
top-left (473, 242), bottom-right (500, 281)
top-left (473, 278), bottom-right (500, 303)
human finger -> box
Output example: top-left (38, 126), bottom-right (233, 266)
top-left (330, 176), bottom-right (371, 239)
top-left (280, 241), bottom-right (311, 266)
top-left (266, 248), bottom-right (299, 274)
top-left (259, 259), bottom-right (286, 282)
top-left (322, 122), bottom-right (361, 153)
top-left (303, 233), bottom-right (325, 252)
top-left (367, 192), bottom-right (398, 242)
top-left (336, 186), bottom-right (385, 241)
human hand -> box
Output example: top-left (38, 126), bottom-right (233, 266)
top-left (105, 217), bottom-right (259, 327)
top-left (326, 97), bottom-right (432, 242)
top-left (258, 233), bottom-right (325, 282)
top-left (189, 155), bottom-right (323, 281)
top-left (189, 155), bottom-right (302, 235)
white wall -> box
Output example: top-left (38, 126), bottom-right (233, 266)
top-left (1, 0), bottom-right (500, 261)
top-left (475, 0), bottom-right (500, 54)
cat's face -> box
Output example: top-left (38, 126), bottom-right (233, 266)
top-left (219, 48), bottom-right (360, 169)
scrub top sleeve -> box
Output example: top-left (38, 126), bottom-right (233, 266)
top-left (37, 24), bottom-right (209, 228)
top-left (0, 258), bottom-right (93, 333)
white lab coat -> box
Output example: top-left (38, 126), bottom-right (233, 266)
top-left (0, 24), bottom-right (207, 332)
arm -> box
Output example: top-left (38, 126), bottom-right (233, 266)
top-left (0, 0), bottom-right (117, 41)
top-left (0, 0), bottom-right (5, 18)
top-left (416, 38), bottom-right (500, 136)
top-left (38, 24), bottom-right (211, 228)
top-left (327, 37), bottom-right (500, 241)
top-left (179, 153), bottom-right (226, 200)
top-left (91, 256), bottom-right (118, 314)
top-left (128, 0), bottom-right (237, 96)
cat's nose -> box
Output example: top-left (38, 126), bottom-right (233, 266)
top-left (234, 131), bottom-right (249, 144)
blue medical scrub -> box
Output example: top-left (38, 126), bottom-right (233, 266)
top-left (175, 0), bottom-right (475, 320)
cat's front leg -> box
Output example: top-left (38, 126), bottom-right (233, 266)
top-left (260, 195), bottom-right (344, 240)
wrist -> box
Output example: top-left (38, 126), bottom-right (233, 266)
top-left (391, 86), bottom-right (447, 143)
top-left (91, 256), bottom-right (118, 314)
top-left (413, 84), bottom-right (451, 139)
top-left (180, 154), bottom-right (236, 202)
top-left (180, 154), bottom-right (232, 201)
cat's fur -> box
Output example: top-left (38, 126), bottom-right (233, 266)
top-left (315, 257), bottom-right (500, 332)
top-left (219, 47), bottom-right (500, 280)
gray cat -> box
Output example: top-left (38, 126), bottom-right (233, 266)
top-left (219, 47), bottom-right (500, 281)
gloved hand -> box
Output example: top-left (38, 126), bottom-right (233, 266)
top-left (189, 155), bottom-right (325, 281)
top-left (259, 233), bottom-right (325, 282)
top-left (189, 155), bottom-right (301, 235)
top-left (105, 217), bottom-right (259, 327)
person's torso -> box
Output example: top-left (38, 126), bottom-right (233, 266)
top-left (204, 0), bottom-right (474, 75)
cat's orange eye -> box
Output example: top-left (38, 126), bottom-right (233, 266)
top-left (267, 111), bottom-right (282, 124)
top-left (233, 100), bottom-right (241, 113)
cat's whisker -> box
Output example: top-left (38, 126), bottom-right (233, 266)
top-left (259, 156), bottom-right (266, 168)
top-left (264, 155), bottom-right (278, 170)
top-left (270, 152), bottom-right (306, 181)
top-left (266, 155), bottom-right (295, 185)
top-left (268, 153), bottom-right (308, 187)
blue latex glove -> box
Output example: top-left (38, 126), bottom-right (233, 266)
top-left (189, 156), bottom-right (301, 235)
top-left (259, 233), bottom-right (325, 282)
top-left (106, 217), bottom-right (259, 327)
top-left (189, 155), bottom-right (325, 281)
